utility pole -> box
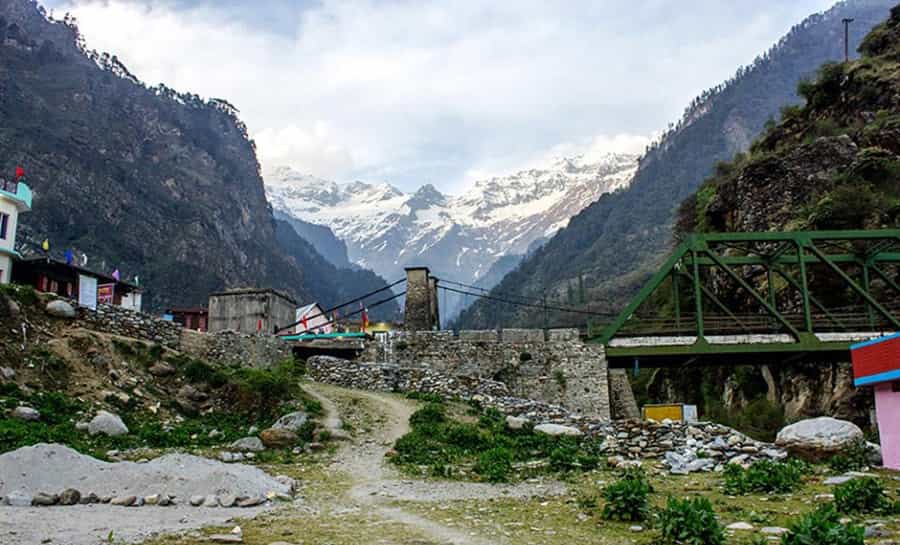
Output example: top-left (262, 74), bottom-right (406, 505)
top-left (842, 17), bottom-right (855, 63)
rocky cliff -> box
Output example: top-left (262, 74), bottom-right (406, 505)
top-left (0, 0), bottom-right (398, 316)
top-left (644, 5), bottom-right (900, 433)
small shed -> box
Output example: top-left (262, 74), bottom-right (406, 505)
top-left (851, 333), bottom-right (900, 470)
top-left (295, 302), bottom-right (333, 334)
top-left (166, 307), bottom-right (209, 332)
top-left (208, 288), bottom-right (296, 335)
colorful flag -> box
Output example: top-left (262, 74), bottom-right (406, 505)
top-left (112, 269), bottom-right (120, 281)
top-left (14, 166), bottom-right (25, 180)
top-left (302, 314), bottom-right (309, 332)
top-left (360, 302), bottom-right (369, 332)
top-left (41, 239), bottom-right (50, 252)
top-left (64, 249), bottom-right (74, 265)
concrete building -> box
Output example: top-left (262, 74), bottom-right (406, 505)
top-left (852, 334), bottom-right (900, 470)
top-left (208, 288), bottom-right (297, 334)
top-left (403, 267), bottom-right (440, 331)
top-left (0, 177), bottom-right (31, 284)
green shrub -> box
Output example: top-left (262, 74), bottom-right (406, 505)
top-left (474, 447), bottom-right (513, 483)
top-left (601, 472), bottom-right (652, 522)
top-left (723, 459), bottom-right (807, 495)
top-left (658, 497), bottom-right (724, 545)
top-left (781, 505), bottom-right (864, 545)
top-left (827, 440), bottom-right (873, 473)
top-left (177, 357), bottom-right (228, 387)
top-left (405, 391), bottom-right (445, 403)
top-left (834, 477), bottom-right (891, 514)
top-left (409, 403), bottom-right (447, 427)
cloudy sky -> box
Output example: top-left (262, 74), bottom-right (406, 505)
top-left (44, 0), bottom-right (835, 193)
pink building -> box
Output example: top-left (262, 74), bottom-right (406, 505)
top-left (851, 334), bottom-right (900, 470)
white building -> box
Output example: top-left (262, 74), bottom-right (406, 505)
top-left (0, 178), bottom-right (31, 284)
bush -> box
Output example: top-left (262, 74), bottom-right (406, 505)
top-left (474, 447), bottom-right (513, 483)
top-left (723, 459), bottom-right (808, 495)
top-left (409, 403), bottom-right (447, 427)
top-left (827, 440), bottom-right (873, 473)
top-left (781, 505), bottom-right (864, 545)
top-left (658, 497), bottom-right (724, 545)
top-left (601, 471), bottom-right (652, 522)
top-left (834, 477), bottom-right (891, 514)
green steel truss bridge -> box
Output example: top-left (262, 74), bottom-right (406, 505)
top-left (593, 230), bottom-right (900, 368)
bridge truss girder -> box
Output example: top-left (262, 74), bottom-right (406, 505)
top-left (594, 230), bottom-right (900, 367)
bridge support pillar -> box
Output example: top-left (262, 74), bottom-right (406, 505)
top-left (404, 267), bottom-right (439, 331)
top-left (608, 368), bottom-right (641, 420)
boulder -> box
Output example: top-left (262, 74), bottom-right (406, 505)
top-left (4, 491), bottom-right (33, 507)
top-left (230, 436), bottom-right (265, 452)
top-left (58, 488), bottom-right (81, 506)
top-left (533, 423), bottom-right (582, 437)
top-left (0, 366), bottom-right (15, 381)
top-left (11, 406), bottom-right (40, 421)
top-left (272, 411), bottom-right (308, 432)
top-left (148, 362), bottom-right (176, 377)
top-left (775, 417), bottom-right (863, 461)
top-left (175, 384), bottom-right (209, 415)
top-left (260, 428), bottom-right (298, 448)
top-left (88, 410), bottom-right (129, 436)
top-left (110, 495), bottom-right (137, 506)
top-left (32, 492), bottom-right (58, 506)
top-left (505, 416), bottom-right (530, 430)
top-left (867, 441), bottom-right (883, 466)
top-left (45, 300), bottom-right (76, 319)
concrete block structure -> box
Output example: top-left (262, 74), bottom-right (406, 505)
top-left (403, 267), bottom-right (439, 330)
top-left (0, 178), bottom-right (31, 284)
top-left (208, 288), bottom-right (296, 335)
top-left (852, 334), bottom-right (900, 470)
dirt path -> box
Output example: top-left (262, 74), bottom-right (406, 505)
top-left (303, 383), bottom-right (567, 545)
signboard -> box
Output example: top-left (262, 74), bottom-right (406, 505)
top-left (97, 283), bottom-right (115, 305)
top-left (77, 274), bottom-right (97, 310)
top-left (851, 333), bottom-right (900, 386)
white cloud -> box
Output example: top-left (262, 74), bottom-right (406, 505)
top-left (50, 0), bottom-right (836, 191)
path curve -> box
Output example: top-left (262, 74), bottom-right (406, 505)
top-left (302, 383), bottom-right (568, 545)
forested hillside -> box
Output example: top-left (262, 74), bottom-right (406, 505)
top-left (457, 0), bottom-right (894, 329)
top-left (0, 0), bottom-right (399, 316)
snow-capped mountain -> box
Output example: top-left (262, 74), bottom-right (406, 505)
top-left (265, 153), bottom-right (638, 314)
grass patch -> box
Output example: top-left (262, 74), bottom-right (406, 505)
top-left (392, 403), bottom-right (598, 482)
top-left (723, 459), bottom-right (809, 495)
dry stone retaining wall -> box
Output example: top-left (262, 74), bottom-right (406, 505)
top-left (74, 304), bottom-right (291, 368)
top-left (363, 328), bottom-right (610, 419)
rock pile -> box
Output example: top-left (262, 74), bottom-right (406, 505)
top-left (0, 444), bottom-right (295, 508)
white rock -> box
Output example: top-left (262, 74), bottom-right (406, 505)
top-left (3, 491), bottom-right (33, 507)
top-left (88, 410), bottom-right (129, 436)
top-left (11, 406), bottom-right (40, 421)
top-left (760, 527), bottom-right (789, 536)
top-left (533, 423), bottom-right (582, 437)
top-left (272, 411), bottom-right (308, 432)
top-left (727, 522), bottom-right (754, 531)
top-left (775, 417), bottom-right (863, 461)
top-left (203, 494), bottom-right (219, 507)
top-left (0, 367), bottom-right (15, 380)
top-left (189, 495), bottom-right (204, 506)
top-left (506, 416), bottom-right (530, 430)
top-left (45, 300), bottom-right (76, 318)
top-left (230, 436), bottom-right (265, 452)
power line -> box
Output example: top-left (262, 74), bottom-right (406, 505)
top-left (279, 291), bottom-right (406, 335)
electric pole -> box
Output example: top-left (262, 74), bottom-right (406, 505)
top-left (842, 17), bottom-right (855, 63)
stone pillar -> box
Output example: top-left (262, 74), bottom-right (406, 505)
top-left (608, 368), bottom-right (641, 420)
top-left (428, 276), bottom-right (440, 330)
top-left (404, 267), bottom-right (433, 331)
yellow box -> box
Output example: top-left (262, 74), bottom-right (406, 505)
top-left (642, 404), bottom-right (684, 422)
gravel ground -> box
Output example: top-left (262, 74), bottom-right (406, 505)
top-left (0, 503), bottom-right (271, 545)
top-left (0, 444), bottom-right (293, 545)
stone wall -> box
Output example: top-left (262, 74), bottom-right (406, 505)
top-left (76, 304), bottom-right (182, 348)
top-left (75, 303), bottom-right (291, 368)
top-left (362, 328), bottom-right (610, 419)
top-left (608, 368), bottom-right (641, 420)
top-left (180, 329), bottom-right (293, 368)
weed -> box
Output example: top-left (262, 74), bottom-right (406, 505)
top-left (827, 441), bottom-right (874, 473)
top-left (834, 477), bottom-right (891, 514)
top-left (723, 459), bottom-right (808, 495)
top-left (781, 504), bottom-right (864, 545)
top-left (474, 447), bottom-right (513, 483)
top-left (658, 496), bottom-right (725, 545)
top-left (601, 470), bottom-right (652, 522)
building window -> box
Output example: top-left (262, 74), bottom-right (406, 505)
top-left (893, 381), bottom-right (900, 393)
top-left (0, 213), bottom-right (8, 240)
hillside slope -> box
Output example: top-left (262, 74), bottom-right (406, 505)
top-left (0, 0), bottom-right (398, 316)
top-left (457, 0), bottom-right (894, 329)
